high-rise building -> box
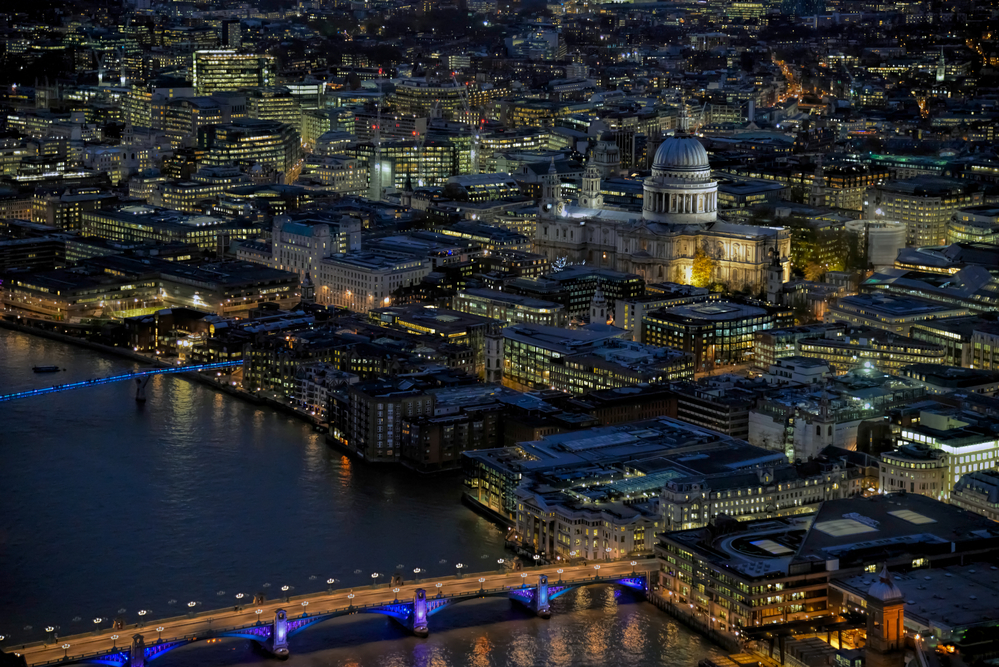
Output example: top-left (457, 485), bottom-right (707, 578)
top-left (192, 50), bottom-right (276, 95)
top-left (220, 20), bottom-right (241, 48)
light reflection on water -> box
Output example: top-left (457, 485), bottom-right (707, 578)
top-left (0, 329), bottom-right (723, 667)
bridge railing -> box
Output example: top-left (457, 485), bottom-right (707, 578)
top-left (0, 361), bottom-right (243, 403)
top-left (11, 565), bottom-right (657, 664)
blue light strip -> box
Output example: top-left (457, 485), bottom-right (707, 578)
top-left (0, 361), bottom-right (243, 403)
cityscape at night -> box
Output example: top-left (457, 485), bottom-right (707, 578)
top-left (1, 0), bottom-right (999, 664)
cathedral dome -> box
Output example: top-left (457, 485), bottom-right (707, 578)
top-left (653, 135), bottom-right (709, 173)
top-left (867, 565), bottom-right (904, 602)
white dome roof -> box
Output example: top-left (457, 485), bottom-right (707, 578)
top-left (868, 565), bottom-right (904, 602)
top-left (653, 135), bottom-right (709, 172)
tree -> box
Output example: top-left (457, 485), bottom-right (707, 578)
top-left (690, 246), bottom-right (717, 288)
top-left (804, 262), bottom-right (825, 282)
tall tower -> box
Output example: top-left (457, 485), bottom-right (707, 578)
top-left (590, 285), bottom-right (608, 325)
top-left (580, 163), bottom-right (604, 209)
top-left (936, 49), bottom-right (946, 83)
top-left (766, 244), bottom-right (785, 304)
top-left (809, 155), bottom-right (826, 207)
top-left (865, 565), bottom-right (906, 667)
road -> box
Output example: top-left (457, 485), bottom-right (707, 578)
top-left (11, 559), bottom-right (657, 666)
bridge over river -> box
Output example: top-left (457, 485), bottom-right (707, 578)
top-left (6, 560), bottom-right (656, 666)
top-left (0, 361), bottom-right (242, 403)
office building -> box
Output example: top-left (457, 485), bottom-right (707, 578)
top-left (643, 301), bottom-right (793, 372)
top-left (453, 288), bottom-right (566, 327)
top-left (192, 50), bottom-right (275, 95)
top-left (825, 294), bottom-right (970, 336)
top-left (493, 322), bottom-right (692, 394)
top-left (199, 118), bottom-right (303, 181)
top-left (864, 176), bottom-right (984, 247)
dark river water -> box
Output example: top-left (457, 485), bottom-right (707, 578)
top-left (0, 328), bottom-right (723, 667)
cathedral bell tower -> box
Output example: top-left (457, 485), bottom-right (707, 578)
top-left (539, 158), bottom-right (563, 220)
top-left (580, 163), bottom-right (604, 209)
top-left (865, 565), bottom-right (906, 667)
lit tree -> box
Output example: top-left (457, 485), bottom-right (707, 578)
top-left (690, 246), bottom-right (717, 288)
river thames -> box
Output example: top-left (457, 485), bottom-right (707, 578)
top-left (0, 328), bottom-right (723, 667)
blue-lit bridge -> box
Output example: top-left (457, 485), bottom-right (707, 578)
top-left (0, 362), bottom-right (242, 403)
top-left (8, 560), bottom-right (656, 666)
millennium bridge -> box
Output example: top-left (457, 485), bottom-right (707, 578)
top-left (0, 361), bottom-right (242, 403)
top-left (6, 560), bottom-right (656, 666)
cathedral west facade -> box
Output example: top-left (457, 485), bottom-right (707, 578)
top-left (534, 130), bottom-right (791, 292)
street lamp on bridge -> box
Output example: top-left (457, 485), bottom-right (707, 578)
top-left (413, 568), bottom-right (422, 583)
top-left (496, 559), bottom-right (504, 573)
top-left (327, 579), bottom-right (336, 593)
top-left (156, 627), bottom-right (164, 641)
top-left (557, 568), bottom-right (564, 583)
top-left (533, 554), bottom-right (540, 567)
top-left (455, 563), bottom-right (464, 578)
top-left (370, 573), bottom-right (380, 588)
top-left (111, 635), bottom-right (119, 649)
top-left (62, 644), bottom-right (70, 658)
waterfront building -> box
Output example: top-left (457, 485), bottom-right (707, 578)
top-left (368, 304), bottom-right (502, 378)
top-left (192, 50), bottom-right (276, 95)
top-left (293, 364), bottom-right (359, 420)
top-left (2, 255), bottom-right (298, 321)
top-left (643, 301), bottom-right (793, 372)
top-left (660, 447), bottom-right (875, 530)
top-left (464, 416), bottom-right (782, 530)
top-left (655, 494), bottom-right (999, 639)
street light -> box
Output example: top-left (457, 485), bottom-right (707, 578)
top-left (371, 573), bottom-right (380, 588)
top-left (593, 565), bottom-right (601, 578)
top-left (327, 578), bottom-right (336, 592)
top-left (62, 644), bottom-right (70, 658)
top-left (413, 568), bottom-right (422, 583)
top-left (533, 554), bottom-right (540, 567)
top-left (497, 559), bottom-right (505, 573)
top-left (478, 577), bottom-right (486, 591)
top-left (556, 568), bottom-right (564, 582)
top-left (111, 635), bottom-right (119, 649)
top-left (156, 627), bottom-right (164, 641)
top-left (455, 563), bottom-right (464, 578)
top-left (435, 583), bottom-right (443, 596)
top-left (281, 585), bottom-right (290, 601)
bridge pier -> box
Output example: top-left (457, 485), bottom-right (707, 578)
top-left (412, 589), bottom-right (429, 637)
top-left (130, 634), bottom-right (145, 667)
top-left (268, 609), bottom-right (290, 658)
top-left (533, 575), bottom-right (551, 619)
